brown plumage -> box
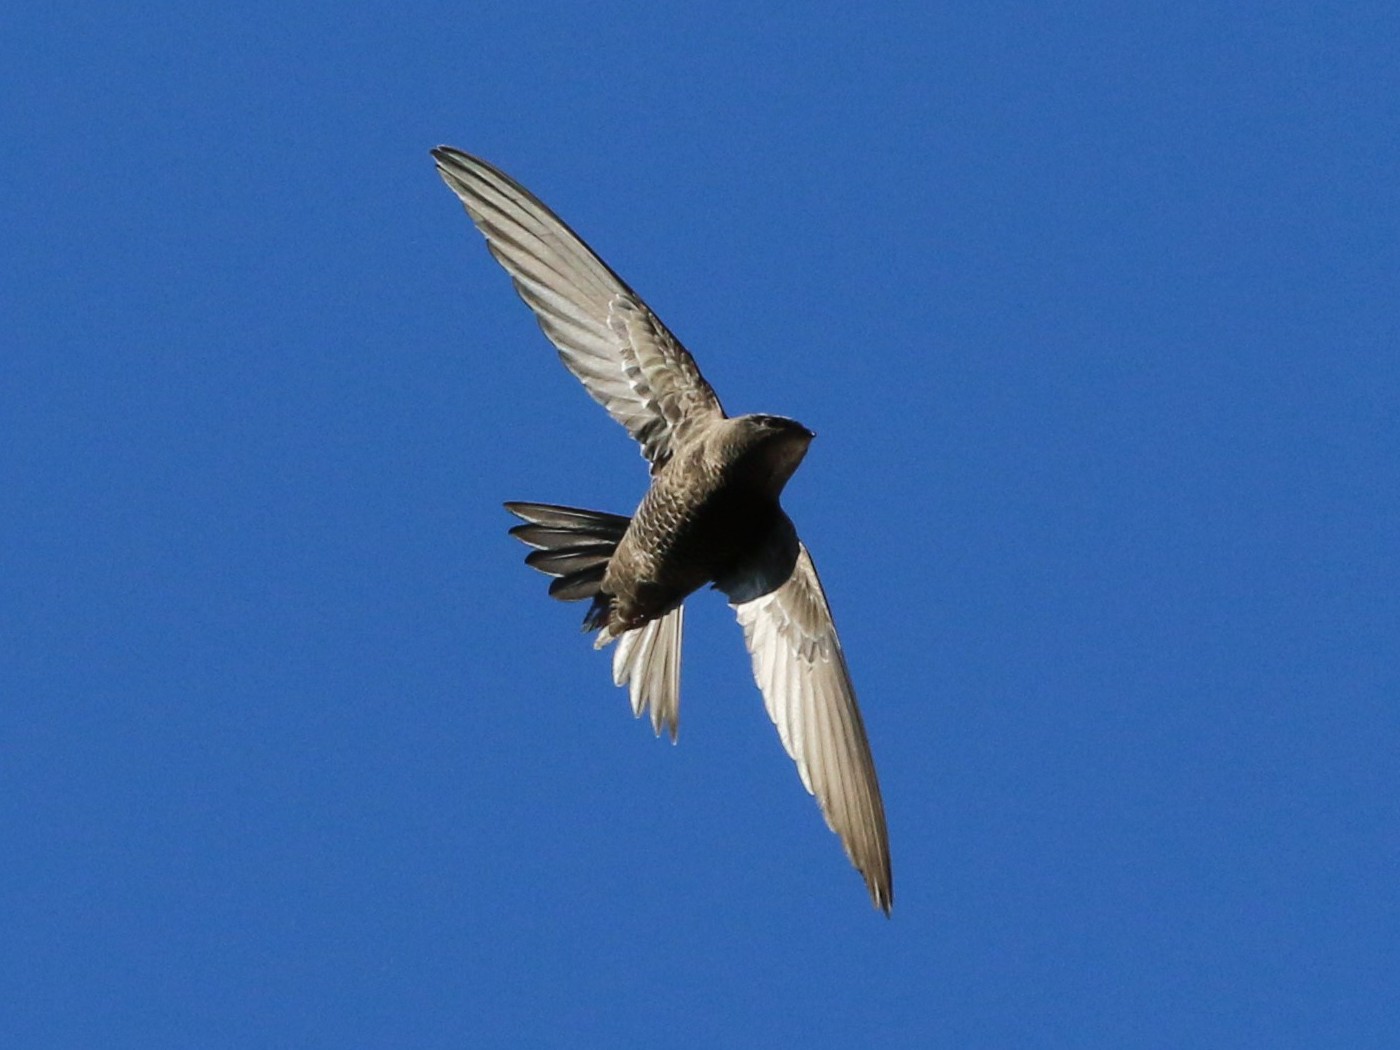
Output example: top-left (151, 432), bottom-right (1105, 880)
top-left (434, 146), bottom-right (893, 913)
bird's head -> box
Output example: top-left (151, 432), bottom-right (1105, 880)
top-left (726, 414), bottom-right (815, 495)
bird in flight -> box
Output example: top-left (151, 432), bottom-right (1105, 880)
top-left (432, 146), bottom-right (892, 913)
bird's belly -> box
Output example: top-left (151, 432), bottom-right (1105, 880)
top-left (604, 491), bottom-right (781, 630)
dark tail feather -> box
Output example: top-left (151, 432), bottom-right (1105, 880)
top-left (505, 502), bottom-right (629, 628)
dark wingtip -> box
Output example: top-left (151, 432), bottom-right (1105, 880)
top-left (873, 877), bottom-right (893, 917)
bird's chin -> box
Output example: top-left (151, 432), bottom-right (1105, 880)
top-left (766, 434), bottom-right (812, 492)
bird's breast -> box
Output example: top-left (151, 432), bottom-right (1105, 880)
top-left (602, 461), bottom-right (784, 628)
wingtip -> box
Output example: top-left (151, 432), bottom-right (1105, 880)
top-left (870, 875), bottom-right (894, 916)
top-left (639, 708), bottom-right (680, 743)
top-left (431, 145), bottom-right (473, 179)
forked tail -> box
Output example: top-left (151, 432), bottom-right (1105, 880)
top-left (504, 502), bottom-right (629, 630)
top-left (504, 501), bottom-right (684, 739)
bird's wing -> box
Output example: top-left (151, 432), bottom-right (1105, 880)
top-left (730, 544), bottom-right (893, 913)
top-left (612, 605), bottom-right (684, 741)
top-left (433, 147), bottom-right (724, 470)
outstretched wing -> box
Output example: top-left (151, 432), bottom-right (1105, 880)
top-left (730, 544), bottom-right (893, 913)
top-left (433, 147), bottom-right (724, 470)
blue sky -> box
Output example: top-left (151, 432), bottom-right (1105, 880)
top-left (3, 2), bottom-right (1397, 1046)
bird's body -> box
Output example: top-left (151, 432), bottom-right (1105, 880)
top-left (434, 146), bottom-right (893, 913)
top-left (599, 415), bottom-right (811, 636)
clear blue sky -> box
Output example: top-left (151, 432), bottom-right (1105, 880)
top-left (4, 3), bottom-right (1397, 1046)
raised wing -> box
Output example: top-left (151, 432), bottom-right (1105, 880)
top-left (731, 544), bottom-right (893, 913)
top-left (433, 147), bottom-right (724, 470)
